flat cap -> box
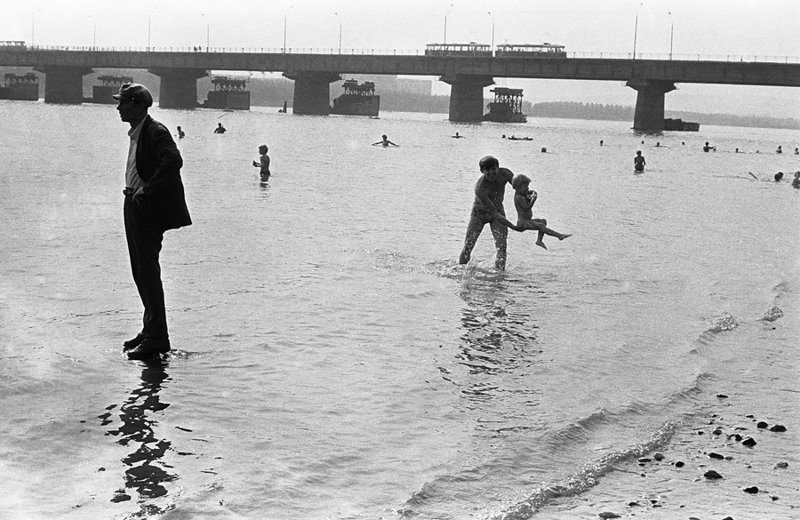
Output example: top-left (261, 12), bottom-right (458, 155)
top-left (112, 83), bottom-right (153, 107)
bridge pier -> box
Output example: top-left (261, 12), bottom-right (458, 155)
top-left (441, 74), bottom-right (494, 122)
top-left (626, 79), bottom-right (676, 132)
top-left (284, 71), bottom-right (341, 115)
top-left (36, 65), bottom-right (92, 104)
top-left (149, 68), bottom-right (207, 109)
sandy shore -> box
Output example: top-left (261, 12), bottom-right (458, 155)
top-left (536, 390), bottom-right (799, 519)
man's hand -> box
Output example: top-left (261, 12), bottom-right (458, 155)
top-left (132, 187), bottom-right (146, 205)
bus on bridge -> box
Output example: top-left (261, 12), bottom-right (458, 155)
top-left (495, 42), bottom-right (567, 58)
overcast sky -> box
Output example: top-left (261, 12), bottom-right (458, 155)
top-left (3, 0), bottom-right (799, 117)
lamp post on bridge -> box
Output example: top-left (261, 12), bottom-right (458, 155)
top-left (147, 7), bottom-right (159, 51)
top-left (88, 15), bottom-right (96, 49)
top-left (283, 4), bottom-right (294, 54)
top-left (443, 3), bottom-right (454, 44)
top-left (334, 11), bottom-right (342, 54)
top-left (632, 2), bottom-right (643, 59)
top-left (31, 9), bottom-right (42, 47)
top-left (488, 11), bottom-right (495, 57)
top-left (201, 13), bottom-right (210, 51)
top-left (668, 10), bottom-right (674, 60)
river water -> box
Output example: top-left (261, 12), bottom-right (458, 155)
top-left (1, 99), bottom-right (798, 519)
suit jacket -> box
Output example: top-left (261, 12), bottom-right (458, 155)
top-left (135, 115), bottom-right (192, 232)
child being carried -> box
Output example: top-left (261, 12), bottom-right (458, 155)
top-left (511, 174), bottom-right (571, 250)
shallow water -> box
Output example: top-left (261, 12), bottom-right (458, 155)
top-left (0, 100), bottom-right (798, 519)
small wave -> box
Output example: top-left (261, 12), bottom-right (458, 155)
top-left (544, 373), bottom-right (709, 450)
top-left (492, 421), bottom-right (677, 520)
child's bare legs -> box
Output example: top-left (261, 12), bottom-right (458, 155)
top-left (519, 218), bottom-right (571, 249)
top-left (533, 219), bottom-right (548, 249)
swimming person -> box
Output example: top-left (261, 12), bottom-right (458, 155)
top-left (452, 132), bottom-right (465, 139)
top-left (214, 123), bottom-right (227, 134)
top-left (703, 141), bottom-right (716, 152)
top-left (511, 174), bottom-right (571, 250)
top-left (634, 150), bottom-right (646, 172)
top-left (372, 134), bottom-right (398, 147)
top-left (458, 155), bottom-right (520, 270)
top-left (252, 144), bottom-right (271, 180)
top-left (176, 126), bottom-right (185, 139)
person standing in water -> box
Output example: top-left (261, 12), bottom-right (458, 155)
top-left (634, 150), bottom-right (646, 172)
top-left (113, 83), bottom-right (192, 360)
top-left (458, 155), bottom-right (520, 270)
top-left (252, 145), bottom-right (271, 180)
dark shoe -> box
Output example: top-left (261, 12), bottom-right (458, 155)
top-left (123, 333), bottom-right (145, 352)
top-left (126, 337), bottom-right (171, 360)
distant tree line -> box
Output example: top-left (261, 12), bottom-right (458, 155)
top-left (527, 101), bottom-right (634, 121)
top-left (525, 101), bottom-right (800, 129)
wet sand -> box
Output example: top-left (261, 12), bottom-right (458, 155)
top-left (539, 379), bottom-right (799, 519)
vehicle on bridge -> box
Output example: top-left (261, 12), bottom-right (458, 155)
top-left (0, 40), bottom-right (26, 50)
top-left (495, 43), bottom-right (566, 58)
top-left (425, 42), bottom-right (492, 57)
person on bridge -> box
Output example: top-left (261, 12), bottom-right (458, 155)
top-left (372, 134), bottom-right (398, 147)
top-left (114, 83), bottom-right (192, 360)
top-left (214, 123), bottom-right (227, 134)
top-left (253, 144), bottom-right (271, 180)
top-left (634, 150), bottom-right (646, 172)
top-left (458, 155), bottom-right (521, 271)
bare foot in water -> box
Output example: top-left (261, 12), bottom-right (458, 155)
top-left (558, 234), bottom-right (572, 241)
top-left (536, 240), bottom-right (548, 250)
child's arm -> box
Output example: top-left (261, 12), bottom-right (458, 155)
top-left (515, 191), bottom-right (535, 210)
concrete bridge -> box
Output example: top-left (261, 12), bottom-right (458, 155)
top-left (1, 46), bottom-right (799, 131)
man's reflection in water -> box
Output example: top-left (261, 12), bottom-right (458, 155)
top-left (103, 358), bottom-right (176, 502)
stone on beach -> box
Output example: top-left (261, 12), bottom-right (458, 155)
top-left (703, 469), bottom-right (723, 479)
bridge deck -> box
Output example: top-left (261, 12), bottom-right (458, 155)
top-left (1, 49), bottom-right (798, 87)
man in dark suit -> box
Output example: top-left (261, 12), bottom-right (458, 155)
top-left (114, 83), bottom-right (192, 360)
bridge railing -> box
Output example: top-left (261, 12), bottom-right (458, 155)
top-left (572, 51), bottom-right (800, 63)
top-left (14, 45), bottom-right (800, 64)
